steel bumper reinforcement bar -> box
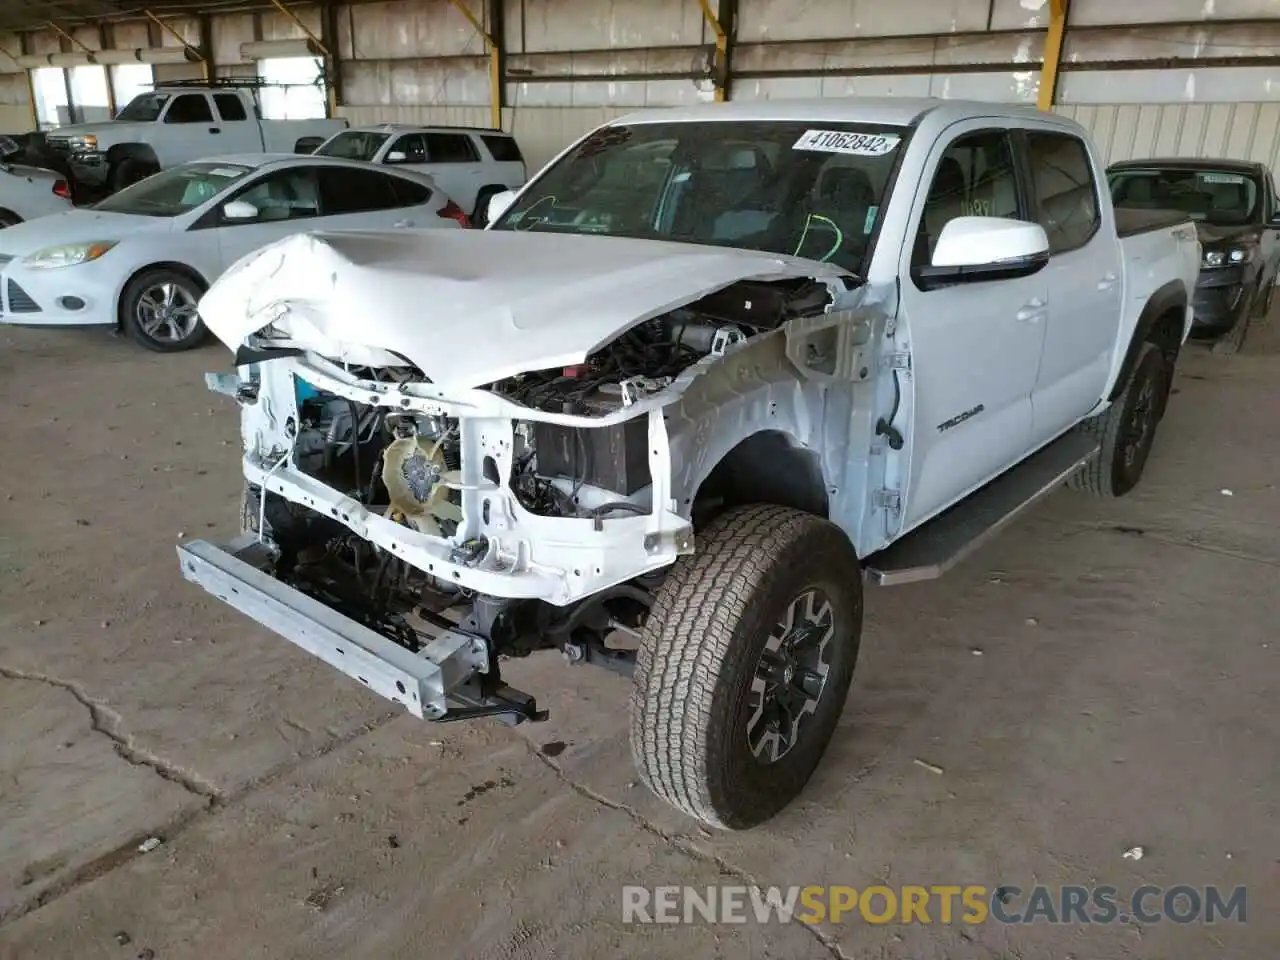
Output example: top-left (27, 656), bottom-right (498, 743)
top-left (177, 537), bottom-right (545, 724)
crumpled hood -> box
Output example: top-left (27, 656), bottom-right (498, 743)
top-left (0, 210), bottom-right (169, 256)
top-left (197, 228), bottom-right (850, 390)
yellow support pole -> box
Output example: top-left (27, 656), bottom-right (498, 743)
top-left (696, 0), bottom-right (728, 102)
top-left (446, 0), bottom-right (501, 130)
top-left (1037, 0), bottom-right (1069, 111)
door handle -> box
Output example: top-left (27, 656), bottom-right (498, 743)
top-left (394, 219), bottom-right (413, 228)
top-left (1098, 271), bottom-right (1119, 290)
top-left (209, 127), bottom-right (221, 134)
top-left (1016, 297), bottom-right (1046, 323)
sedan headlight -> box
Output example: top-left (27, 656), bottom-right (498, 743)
top-left (1203, 246), bottom-right (1255, 268)
top-left (23, 240), bottom-right (118, 270)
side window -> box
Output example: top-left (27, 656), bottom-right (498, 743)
top-left (1025, 132), bottom-right (1100, 254)
top-left (213, 94), bottom-right (247, 122)
top-left (1269, 172), bottom-right (1279, 222)
top-left (387, 174), bottom-right (432, 207)
top-left (390, 134), bottom-right (427, 163)
top-left (318, 167), bottom-right (401, 215)
top-left (164, 94), bottom-right (214, 124)
top-left (482, 134), bottom-right (524, 163)
top-left (229, 168), bottom-right (320, 222)
top-left (424, 133), bottom-right (480, 163)
top-left (913, 130), bottom-right (1021, 267)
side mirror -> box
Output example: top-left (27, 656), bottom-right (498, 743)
top-left (0, 135), bottom-right (18, 160)
top-left (385, 150), bottom-right (407, 164)
top-left (222, 199), bottom-right (259, 221)
top-left (918, 216), bottom-right (1050, 288)
top-left (486, 189), bottom-right (517, 225)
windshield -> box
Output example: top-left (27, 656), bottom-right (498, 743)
top-left (490, 121), bottom-right (905, 272)
top-left (314, 130), bottom-right (390, 162)
top-left (95, 162), bottom-right (251, 217)
top-left (1109, 167), bottom-right (1260, 226)
top-left (116, 93), bottom-right (170, 122)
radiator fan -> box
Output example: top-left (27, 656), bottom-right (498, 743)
top-left (381, 434), bottom-right (463, 537)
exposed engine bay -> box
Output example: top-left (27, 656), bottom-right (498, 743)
top-left (237, 275), bottom-right (837, 720)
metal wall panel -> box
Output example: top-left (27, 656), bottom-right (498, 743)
top-left (734, 31), bottom-right (1044, 73)
top-left (344, 1), bottom-right (482, 60)
top-left (735, 70), bottom-right (1040, 102)
top-left (737, 0), bottom-right (997, 43)
top-left (1065, 22), bottom-right (1280, 63)
top-left (344, 57), bottom-right (493, 108)
top-left (1068, 0), bottom-right (1280, 26)
top-left (212, 14), bottom-right (256, 66)
top-left (1057, 102), bottom-right (1280, 170)
top-left (509, 0), bottom-right (705, 53)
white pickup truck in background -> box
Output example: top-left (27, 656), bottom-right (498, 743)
top-left (184, 99), bottom-right (1201, 831)
top-left (44, 81), bottom-right (347, 198)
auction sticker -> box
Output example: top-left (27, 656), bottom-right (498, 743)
top-left (793, 130), bottom-right (901, 156)
top-left (1200, 172), bottom-right (1245, 184)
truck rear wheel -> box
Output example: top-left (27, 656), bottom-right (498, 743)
top-left (630, 504), bottom-right (863, 829)
top-left (1069, 341), bottom-right (1168, 498)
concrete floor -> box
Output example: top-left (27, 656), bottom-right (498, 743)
top-left (1, 314), bottom-right (1278, 960)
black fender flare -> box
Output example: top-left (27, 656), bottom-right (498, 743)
top-left (1108, 278), bottom-right (1188, 401)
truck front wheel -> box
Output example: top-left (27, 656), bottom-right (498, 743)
top-left (1069, 341), bottom-right (1169, 497)
top-left (631, 505), bottom-right (863, 829)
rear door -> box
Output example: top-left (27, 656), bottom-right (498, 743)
top-left (316, 166), bottom-right (427, 228)
top-left (211, 93), bottom-right (261, 153)
top-left (1020, 128), bottom-right (1120, 442)
top-left (897, 123), bottom-right (1047, 530)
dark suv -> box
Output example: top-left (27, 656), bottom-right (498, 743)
top-left (1108, 158), bottom-right (1280, 353)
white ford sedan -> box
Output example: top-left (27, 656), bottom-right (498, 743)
top-left (0, 153), bottom-right (468, 351)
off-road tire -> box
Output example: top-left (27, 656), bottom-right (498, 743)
top-left (630, 504), bottom-right (863, 830)
top-left (109, 158), bottom-right (151, 193)
top-left (1069, 341), bottom-right (1168, 498)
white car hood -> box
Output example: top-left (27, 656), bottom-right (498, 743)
top-left (0, 209), bottom-right (169, 256)
top-left (198, 228), bottom-right (851, 390)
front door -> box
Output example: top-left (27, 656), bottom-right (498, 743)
top-left (154, 93), bottom-right (219, 167)
top-left (897, 124), bottom-right (1048, 531)
top-left (206, 165), bottom-right (323, 270)
top-left (1021, 127), bottom-right (1121, 442)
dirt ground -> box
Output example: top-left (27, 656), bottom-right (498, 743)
top-left (1, 312), bottom-right (1278, 960)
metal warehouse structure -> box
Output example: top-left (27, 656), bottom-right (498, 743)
top-left (2, 0), bottom-right (1280, 173)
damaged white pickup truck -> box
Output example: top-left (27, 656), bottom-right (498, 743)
top-left (182, 99), bottom-right (1200, 829)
